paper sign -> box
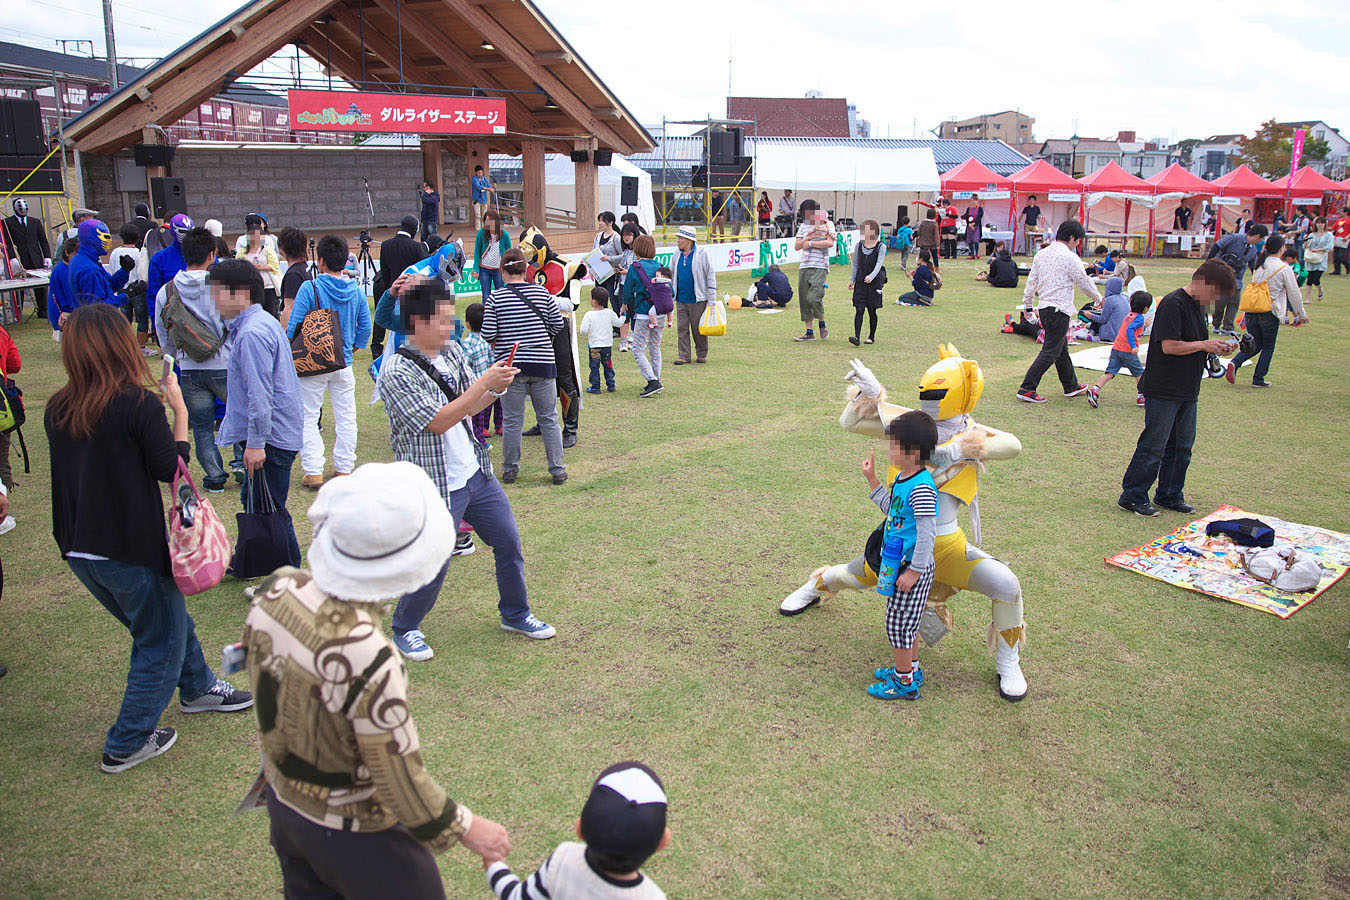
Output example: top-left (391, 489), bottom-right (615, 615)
top-left (1213, 197), bottom-right (1241, 206)
top-left (1048, 192), bottom-right (1081, 202)
top-left (1166, 235), bottom-right (1179, 243)
top-left (1181, 236), bottom-right (1193, 251)
top-left (583, 249), bottom-right (614, 283)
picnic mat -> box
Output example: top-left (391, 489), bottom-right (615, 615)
top-left (1105, 505), bottom-right (1350, 618)
top-left (1070, 344), bottom-right (1252, 374)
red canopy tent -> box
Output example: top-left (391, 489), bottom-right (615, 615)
top-left (940, 158), bottom-right (1013, 249)
top-left (1210, 165), bottom-right (1282, 238)
top-left (1006, 160), bottom-right (1083, 251)
top-left (1270, 166), bottom-right (1344, 204)
top-left (1146, 164), bottom-right (1215, 253)
top-left (1077, 162), bottom-right (1153, 240)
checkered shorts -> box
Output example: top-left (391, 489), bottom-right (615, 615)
top-left (884, 566), bottom-right (935, 649)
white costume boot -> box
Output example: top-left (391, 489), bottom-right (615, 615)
top-left (779, 567), bottom-right (827, 616)
top-left (994, 631), bottom-right (1027, 701)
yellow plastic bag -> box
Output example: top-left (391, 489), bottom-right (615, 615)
top-left (699, 298), bottom-right (727, 336)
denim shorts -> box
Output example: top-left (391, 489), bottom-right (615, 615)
top-left (1106, 348), bottom-right (1144, 376)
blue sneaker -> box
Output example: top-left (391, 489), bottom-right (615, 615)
top-left (391, 629), bottom-right (434, 661)
top-left (500, 615), bottom-right (556, 640)
top-left (873, 666), bottom-right (923, 688)
top-left (585, 387), bottom-right (601, 394)
top-left (866, 672), bottom-right (920, 700)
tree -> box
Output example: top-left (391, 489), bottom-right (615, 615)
top-left (1173, 138), bottom-right (1201, 167)
top-left (1236, 119), bottom-right (1331, 178)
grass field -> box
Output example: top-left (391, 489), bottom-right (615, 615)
top-left (1, 254), bottom-right (1347, 899)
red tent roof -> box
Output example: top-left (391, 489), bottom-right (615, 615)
top-left (1007, 159), bottom-right (1082, 194)
top-left (1146, 163), bottom-right (1214, 195)
top-left (1077, 160), bottom-right (1153, 194)
top-left (1210, 164), bottom-right (1283, 199)
top-left (1269, 166), bottom-right (1345, 200)
top-left (939, 157), bottom-right (1010, 192)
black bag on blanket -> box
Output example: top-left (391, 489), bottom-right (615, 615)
top-left (1205, 518), bottom-right (1275, 548)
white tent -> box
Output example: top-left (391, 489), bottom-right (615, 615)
top-left (754, 145), bottom-right (940, 192)
top-left (537, 154), bottom-right (656, 232)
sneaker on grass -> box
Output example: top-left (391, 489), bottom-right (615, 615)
top-left (180, 678), bottom-right (254, 714)
top-left (1136, 393), bottom-right (1146, 407)
top-left (873, 665), bottom-right (923, 688)
top-left (1016, 389), bottom-right (1047, 404)
top-left (452, 533), bottom-right (476, 557)
top-left (500, 615), bottom-right (556, 640)
top-left (101, 727), bottom-right (177, 773)
top-left (392, 629), bottom-right (434, 661)
top-left (1087, 385), bottom-right (1100, 408)
top-left (866, 673), bottom-right (920, 700)
top-left (1064, 384), bottom-right (1089, 398)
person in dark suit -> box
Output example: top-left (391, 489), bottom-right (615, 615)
top-left (2, 199), bottom-right (53, 316)
top-left (371, 215), bottom-right (428, 356)
top-left (129, 202), bottom-right (157, 247)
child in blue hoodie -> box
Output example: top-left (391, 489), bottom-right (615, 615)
top-left (47, 237), bottom-right (79, 335)
top-left (285, 234), bottom-right (372, 489)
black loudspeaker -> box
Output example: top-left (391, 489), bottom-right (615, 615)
top-left (729, 127), bottom-right (744, 159)
top-left (569, 148), bottom-right (589, 163)
top-left (620, 175), bottom-right (639, 207)
top-left (0, 99), bottom-right (45, 155)
top-left (133, 144), bottom-right (176, 166)
top-left (897, 204), bottom-right (909, 224)
top-left (593, 149), bottom-right (613, 166)
top-left (0, 154), bottom-right (63, 192)
top-left (691, 165), bottom-right (706, 188)
top-left (150, 176), bottom-right (187, 219)
top-left (708, 130), bottom-right (736, 165)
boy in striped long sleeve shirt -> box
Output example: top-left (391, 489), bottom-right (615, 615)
top-left (486, 762), bottom-right (670, 900)
top-left (1089, 291), bottom-right (1152, 409)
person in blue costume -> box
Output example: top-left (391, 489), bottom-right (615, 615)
top-left (146, 213), bottom-right (194, 325)
top-left (67, 219), bottom-right (123, 309)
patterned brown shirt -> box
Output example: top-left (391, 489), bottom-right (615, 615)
top-left (242, 568), bottom-right (472, 851)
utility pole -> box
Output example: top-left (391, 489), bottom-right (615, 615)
top-left (102, 0), bottom-right (119, 90)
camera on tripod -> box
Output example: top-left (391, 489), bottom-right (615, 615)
top-left (359, 230), bottom-right (372, 247)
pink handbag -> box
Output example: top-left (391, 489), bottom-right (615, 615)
top-left (168, 458), bottom-right (230, 595)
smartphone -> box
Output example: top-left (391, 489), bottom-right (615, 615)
top-left (161, 353), bottom-right (174, 381)
top-left (505, 341), bottom-right (521, 366)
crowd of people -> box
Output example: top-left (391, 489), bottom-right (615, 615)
top-left (0, 183), bottom-right (1336, 899)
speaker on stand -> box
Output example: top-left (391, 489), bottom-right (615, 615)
top-left (150, 177), bottom-right (188, 219)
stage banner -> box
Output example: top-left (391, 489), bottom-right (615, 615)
top-left (287, 90), bottom-right (506, 134)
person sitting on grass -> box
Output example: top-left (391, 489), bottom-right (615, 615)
top-left (484, 761), bottom-right (671, 900)
top-left (977, 242), bottom-right (1019, 287)
top-left (1089, 245), bottom-right (1115, 276)
top-left (1088, 290), bottom-right (1151, 409)
top-left (1084, 275), bottom-right (1127, 342)
top-left (863, 410), bottom-right (939, 702)
top-left (751, 264), bottom-right (793, 308)
top-left (896, 248), bottom-right (938, 307)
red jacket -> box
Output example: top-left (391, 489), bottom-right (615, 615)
top-left (0, 326), bottom-right (18, 379)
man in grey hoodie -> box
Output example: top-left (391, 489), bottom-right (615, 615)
top-left (154, 226), bottom-right (233, 491)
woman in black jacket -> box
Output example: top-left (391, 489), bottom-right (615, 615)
top-left (46, 304), bottom-right (251, 774)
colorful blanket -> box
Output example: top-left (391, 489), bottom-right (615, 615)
top-left (1105, 506), bottom-right (1350, 618)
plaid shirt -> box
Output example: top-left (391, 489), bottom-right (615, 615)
top-left (378, 344), bottom-right (491, 504)
top-left (458, 330), bottom-right (493, 379)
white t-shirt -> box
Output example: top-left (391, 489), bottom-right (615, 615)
top-left (105, 245), bottom-right (140, 275)
top-left (431, 355), bottom-right (482, 494)
top-left (579, 308), bottom-right (622, 348)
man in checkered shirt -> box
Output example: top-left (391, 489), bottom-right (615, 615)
top-left (377, 278), bottom-right (557, 663)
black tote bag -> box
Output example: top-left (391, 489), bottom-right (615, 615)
top-left (230, 474), bottom-right (295, 579)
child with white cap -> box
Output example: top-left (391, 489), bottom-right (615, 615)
top-left (486, 761), bottom-right (671, 899)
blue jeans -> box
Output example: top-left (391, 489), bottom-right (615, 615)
top-left (478, 266), bottom-right (504, 294)
top-left (67, 557), bottom-right (216, 756)
top-left (179, 369), bottom-right (229, 486)
top-left (1119, 398), bottom-right (1198, 507)
top-left (1230, 311), bottom-right (1278, 383)
top-left (240, 443), bottom-right (302, 567)
top-left (420, 219), bottom-right (437, 242)
top-left (1106, 349), bottom-right (1144, 377)
top-left (393, 469), bottom-right (532, 632)
top-left (588, 346), bottom-right (615, 390)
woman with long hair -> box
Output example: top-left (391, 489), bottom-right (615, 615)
top-left (474, 208), bottom-right (511, 295)
top-left (1226, 233), bottom-right (1307, 388)
top-left (757, 190), bottom-right (773, 239)
top-left (45, 304), bottom-right (251, 773)
top-left (1303, 216), bottom-right (1332, 303)
top-left (619, 234), bottom-right (670, 397)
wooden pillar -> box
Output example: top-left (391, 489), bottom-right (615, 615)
top-left (522, 138), bottom-right (546, 231)
top-left (465, 140), bottom-right (489, 228)
top-left (421, 137), bottom-right (444, 223)
top-left (573, 137), bottom-right (598, 231)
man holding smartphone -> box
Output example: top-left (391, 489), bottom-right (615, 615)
top-left (1117, 260), bottom-right (1238, 517)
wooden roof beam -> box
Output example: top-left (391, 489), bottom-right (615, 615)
top-left (70, 0), bottom-right (340, 152)
top-left (439, 0), bottom-right (631, 153)
top-left (365, 0), bottom-right (538, 130)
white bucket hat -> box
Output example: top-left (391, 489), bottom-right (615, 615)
top-left (307, 461), bottom-right (454, 602)
top-left (676, 225), bottom-right (698, 243)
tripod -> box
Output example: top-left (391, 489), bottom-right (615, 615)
top-left (357, 177), bottom-right (377, 297)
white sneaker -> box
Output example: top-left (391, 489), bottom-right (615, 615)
top-left (779, 575), bottom-right (823, 616)
top-left (994, 633), bottom-right (1028, 701)
top-left (141, 346), bottom-right (160, 357)
top-left (0, 515), bottom-right (14, 535)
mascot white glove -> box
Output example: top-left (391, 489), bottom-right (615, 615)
top-left (844, 358), bottom-right (883, 400)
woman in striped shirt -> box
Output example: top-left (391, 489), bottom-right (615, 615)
top-left (481, 249), bottom-right (568, 484)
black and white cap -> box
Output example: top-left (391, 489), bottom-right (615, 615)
top-left (579, 762), bottom-right (668, 870)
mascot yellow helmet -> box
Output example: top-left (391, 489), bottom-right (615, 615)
top-left (918, 342), bottom-right (984, 420)
top-left (517, 226), bottom-right (547, 267)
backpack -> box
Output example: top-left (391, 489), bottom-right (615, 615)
top-left (159, 282), bottom-right (226, 363)
top-left (1205, 517), bottom-right (1275, 548)
top-left (0, 362), bottom-right (29, 475)
top-left (632, 262), bottom-right (674, 316)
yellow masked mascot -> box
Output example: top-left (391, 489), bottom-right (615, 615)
top-left (779, 347), bottom-right (1028, 701)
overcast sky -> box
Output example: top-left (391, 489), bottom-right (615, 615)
top-left (10, 0), bottom-right (1348, 143)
